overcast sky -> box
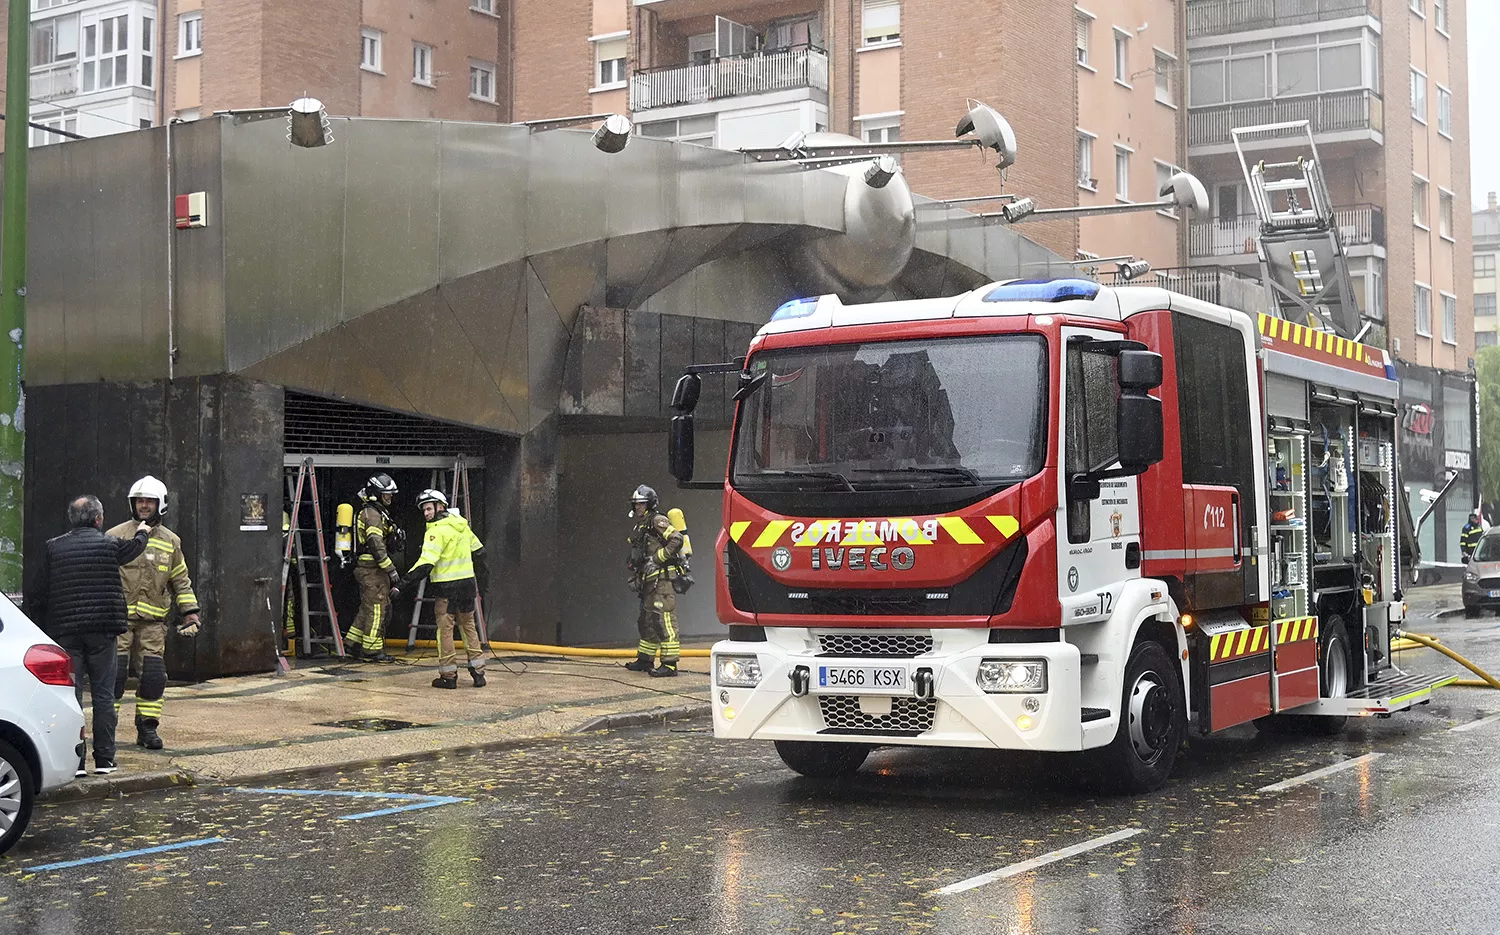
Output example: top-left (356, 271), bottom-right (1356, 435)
top-left (1472, 4), bottom-right (1498, 207)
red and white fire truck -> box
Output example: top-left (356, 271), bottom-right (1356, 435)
top-left (667, 278), bottom-right (1448, 792)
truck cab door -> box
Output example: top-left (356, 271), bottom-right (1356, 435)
top-left (1056, 328), bottom-right (1142, 623)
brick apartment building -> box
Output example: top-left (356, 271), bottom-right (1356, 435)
top-left (0, 0), bottom-right (1188, 268)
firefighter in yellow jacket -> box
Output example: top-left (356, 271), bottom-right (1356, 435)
top-left (625, 485), bottom-right (684, 677)
top-left (106, 475), bottom-right (200, 751)
top-left (345, 474), bottom-right (403, 663)
top-left (393, 489), bottom-right (487, 689)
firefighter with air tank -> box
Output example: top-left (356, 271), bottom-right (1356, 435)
top-left (625, 485), bottom-right (693, 678)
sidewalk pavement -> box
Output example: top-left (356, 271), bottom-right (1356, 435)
top-left (50, 646), bottom-right (712, 803)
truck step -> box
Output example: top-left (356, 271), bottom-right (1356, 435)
top-left (1285, 668), bottom-right (1455, 717)
top-left (1081, 707), bottom-right (1110, 722)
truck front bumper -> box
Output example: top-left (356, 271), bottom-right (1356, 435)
top-left (710, 629), bottom-right (1084, 751)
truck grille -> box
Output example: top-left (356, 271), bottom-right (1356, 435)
top-left (816, 632), bottom-right (934, 658)
top-left (817, 695), bottom-right (937, 736)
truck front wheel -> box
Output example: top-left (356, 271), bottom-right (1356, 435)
top-left (774, 740), bottom-right (871, 778)
top-left (1092, 641), bottom-right (1185, 794)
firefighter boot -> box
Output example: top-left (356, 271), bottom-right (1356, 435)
top-left (624, 653), bottom-right (655, 673)
top-left (431, 674), bottom-right (459, 689)
top-left (469, 666), bottom-right (487, 688)
top-left (135, 715), bottom-right (164, 750)
top-left (648, 661), bottom-right (678, 678)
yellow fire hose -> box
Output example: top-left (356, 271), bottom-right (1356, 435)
top-left (385, 639), bottom-right (710, 658)
top-left (1395, 629), bottom-right (1500, 690)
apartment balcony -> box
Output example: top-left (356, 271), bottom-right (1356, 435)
top-left (1187, 89), bottom-right (1382, 154)
top-left (630, 45), bottom-right (828, 113)
top-left (1189, 204), bottom-right (1385, 261)
top-left (1106, 264), bottom-right (1265, 311)
top-left (31, 62), bottom-right (78, 102)
top-left (1187, 0), bottom-right (1378, 39)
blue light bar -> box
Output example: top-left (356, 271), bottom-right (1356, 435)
top-left (982, 278), bottom-right (1102, 303)
top-left (771, 297), bottom-right (821, 320)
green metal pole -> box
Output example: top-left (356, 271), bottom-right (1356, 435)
top-left (0, 0), bottom-right (29, 593)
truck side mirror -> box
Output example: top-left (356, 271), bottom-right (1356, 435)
top-left (1118, 349), bottom-right (1163, 390)
top-left (671, 373), bottom-right (702, 414)
top-left (668, 414), bottom-right (696, 483)
top-left (1117, 393), bottom-right (1163, 473)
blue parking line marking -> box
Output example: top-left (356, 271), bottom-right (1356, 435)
top-left (27, 836), bottom-right (228, 873)
top-left (233, 787), bottom-right (467, 820)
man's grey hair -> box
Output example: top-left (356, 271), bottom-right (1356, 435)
top-left (68, 494), bottom-right (104, 529)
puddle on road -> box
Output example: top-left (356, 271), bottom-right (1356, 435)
top-left (317, 718), bottom-right (426, 732)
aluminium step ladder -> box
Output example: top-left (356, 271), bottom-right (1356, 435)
top-left (282, 457), bottom-right (346, 659)
top-left (1231, 120), bottom-right (1364, 340)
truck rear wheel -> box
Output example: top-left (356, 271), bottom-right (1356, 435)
top-left (774, 741), bottom-right (871, 778)
top-left (1091, 641), bottom-right (1185, 794)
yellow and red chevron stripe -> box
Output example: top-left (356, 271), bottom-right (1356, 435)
top-left (1210, 625), bottom-right (1270, 663)
top-left (1275, 616), bottom-right (1319, 645)
top-left (727, 515), bottom-right (1020, 549)
top-left (1256, 314), bottom-right (1386, 371)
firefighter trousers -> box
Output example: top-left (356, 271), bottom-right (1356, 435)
top-left (636, 582), bottom-right (680, 665)
top-left (114, 618), bottom-right (168, 723)
top-left (347, 565), bottom-right (391, 654)
top-left (434, 595), bottom-right (485, 676)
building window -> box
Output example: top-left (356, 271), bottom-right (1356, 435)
top-left (469, 60), bottom-right (496, 102)
top-left (141, 16), bottom-right (153, 88)
top-left (360, 28), bottom-right (382, 72)
top-left (1442, 293), bottom-right (1457, 344)
top-left (1113, 29), bottom-right (1130, 84)
top-left (1415, 284), bottom-right (1432, 336)
top-left (1410, 68), bottom-right (1426, 122)
top-left (470, 0), bottom-right (495, 12)
top-left (1115, 145), bottom-right (1131, 201)
top-left (412, 42), bottom-right (433, 86)
top-left (1479, 332), bottom-right (1498, 348)
top-left (1478, 254), bottom-right (1498, 278)
top-left (1077, 131), bottom-right (1095, 190)
top-left (1155, 51), bottom-right (1175, 105)
top-left (860, 115), bottom-right (901, 144)
top-left (29, 110), bottom-right (77, 147)
top-left (1189, 31), bottom-right (1376, 107)
top-left (862, 0), bottom-right (899, 45)
top-left (1075, 13), bottom-right (1090, 68)
top-left (1477, 293), bottom-right (1497, 317)
top-left (82, 14), bottom-right (130, 92)
top-left (178, 11), bottom-right (201, 56)
top-left (31, 15), bottom-right (79, 67)
top-left (1410, 0), bottom-right (1424, 14)
top-left (594, 37), bottom-right (626, 88)
top-left (1439, 190), bottom-right (1454, 239)
top-left (1437, 86), bottom-right (1452, 136)
top-left (1413, 176), bottom-right (1429, 228)
top-left (1433, 0), bottom-right (1447, 31)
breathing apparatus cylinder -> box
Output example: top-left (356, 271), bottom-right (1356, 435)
top-left (667, 507), bottom-right (692, 557)
top-left (334, 502), bottom-right (355, 567)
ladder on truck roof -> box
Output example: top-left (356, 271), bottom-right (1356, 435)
top-left (1232, 120), bottom-right (1363, 340)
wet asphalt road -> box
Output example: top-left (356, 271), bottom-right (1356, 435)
top-left (5, 612), bottom-right (1500, 934)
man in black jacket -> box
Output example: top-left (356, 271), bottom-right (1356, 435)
top-left (22, 495), bottom-right (151, 775)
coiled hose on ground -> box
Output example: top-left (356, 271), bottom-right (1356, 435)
top-left (1395, 629), bottom-right (1500, 690)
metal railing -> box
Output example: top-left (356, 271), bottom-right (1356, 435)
top-left (1106, 264), bottom-right (1262, 306)
top-left (1187, 0), bottom-right (1377, 37)
top-left (630, 45), bottom-right (829, 111)
top-left (30, 62), bottom-right (77, 102)
top-left (1188, 89), bottom-right (1383, 148)
top-left (1189, 203), bottom-right (1384, 257)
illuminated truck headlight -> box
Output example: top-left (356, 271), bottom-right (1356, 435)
top-left (977, 658), bottom-right (1048, 694)
top-left (716, 655), bottom-right (762, 688)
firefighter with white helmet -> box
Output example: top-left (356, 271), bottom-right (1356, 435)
top-left (393, 489), bottom-right (488, 689)
top-left (625, 484), bottom-right (685, 677)
top-left (106, 475), bottom-right (201, 750)
top-left (345, 473), bottom-right (403, 662)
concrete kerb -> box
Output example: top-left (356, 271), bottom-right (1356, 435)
top-left (39, 703), bottom-right (715, 804)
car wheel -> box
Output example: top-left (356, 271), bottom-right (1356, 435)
top-left (1091, 641), bottom-right (1185, 794)
top-left (773, 740), bottom-right (870, 778)
top-left (0, 738), bottom-right (37, 857)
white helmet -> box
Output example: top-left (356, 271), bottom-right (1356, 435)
top-left (416, 488), bottom-right (448, 509)
top-left (129, 475), bottom-right (169, 515)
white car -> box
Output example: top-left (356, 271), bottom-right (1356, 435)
top-left (0, 595), bottom-right (85, 856)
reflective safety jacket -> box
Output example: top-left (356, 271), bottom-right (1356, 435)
top-left (629, 512), bottom-right (684, 588)
top-left (355, 501), bottom-right (399, 572)
top-left (106, 521), bottom-right (200, 621)
top-left (1461, 521), bottom-right (1484, 555)
top-left (408, 512), bottom-right (484, 584)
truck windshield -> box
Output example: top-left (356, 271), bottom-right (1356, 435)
top-left (732, 335), bottom-right (1048, 490)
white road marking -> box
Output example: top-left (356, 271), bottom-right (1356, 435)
top-left (1451, 712), bottom-right (1500, 733)
top-left (931, 828), bottom-right (1144, 896)
top-left (1257, 752), bottom-right (1383, 793)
